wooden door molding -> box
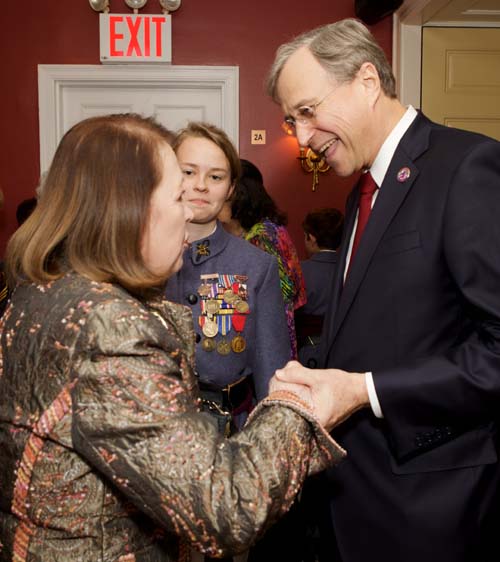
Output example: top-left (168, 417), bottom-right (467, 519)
top-left (393, 0), bottom-right (500, 109)
top-left (38, 64), bottom-right (239, 172)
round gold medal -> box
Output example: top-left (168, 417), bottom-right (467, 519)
top-left (197, 283), bottom-right (211, 296)
top-left (205, 299), bottom-right (220, 314)
top-left (202, 319), bottom-right (218, 338)
top-left (231, 335), bottom-right (246, 353)
top-left (201, 337), bottom-right (216, 352)
top-left (235, 300), bottom-right (249, 313)
top-left (223, 289), bottom-right (237, 304)
top-left (216, 339), bottom-right (231, 356)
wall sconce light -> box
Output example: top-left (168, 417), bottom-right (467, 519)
top-left (298, 148), bottom-right (330, 192)
top-left (159, 0), bottom-right (181, 12)
top-left (281, 121), bottom-right (294, 137)
top-left (125, 0), bottom-right (148, 12)
top-left (282, 122), bottom-right (330, 191)
top-left (89, 0), bottom-right (181, 13)
top-left (89, 0), bottom-right (109, 11)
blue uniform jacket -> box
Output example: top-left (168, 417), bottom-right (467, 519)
top-left (300, 251), bottom-right (338, 316)
top-left (165, 222), bottom-right (291, 400)
top-left (296, 251), bottom-right (338, 369)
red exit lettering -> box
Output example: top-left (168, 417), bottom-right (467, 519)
top-left (108, 15), bottom-right (166, 58)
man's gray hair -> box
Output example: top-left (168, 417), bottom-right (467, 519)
top-left (266, 18), bottom-right (396, 101)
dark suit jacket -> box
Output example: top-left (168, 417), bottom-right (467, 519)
top-left (319, 112), bottom-right (500, 562)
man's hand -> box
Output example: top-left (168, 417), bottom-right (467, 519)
top-left (269, 375), bottom-right (313, 409)
top-left (273, 361), bottom-right (370, 431)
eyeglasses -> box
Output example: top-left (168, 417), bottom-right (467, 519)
top-left (283, 85), bottom-right (339, 132)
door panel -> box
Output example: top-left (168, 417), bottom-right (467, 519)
top-left (421, 27), bottom-right (500, 140)
top-left (62, 86), bottom-right (222, 133)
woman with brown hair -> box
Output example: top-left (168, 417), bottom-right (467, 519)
top-left (0, 113), bottom-right (344, 562)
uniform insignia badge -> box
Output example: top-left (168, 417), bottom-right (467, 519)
top-left (195, 240), bottom-right (211, 262)
top-left (231, 335), bottom-right (246, 353)
top-left (202, 318), bottom-right (218, 338)
top-left (197, 272), bottom-right (250, 355)
top-left (205, 299), bottom-right (220, 314)
top-left (234, 300), bottom-right (249, 313)
top-left (198, 282), bottom-right (211, 297)
top-left (201, 337), bottom-right (216, 352)
top-left (232, 312), bottom-right (247, 353)
top-left (216, 339), bottom-right (231, 356)
top-left (223, 289), bottom-right (238, 304)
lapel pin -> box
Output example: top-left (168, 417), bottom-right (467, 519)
top-left (397, 167), bottom-right (411, 182)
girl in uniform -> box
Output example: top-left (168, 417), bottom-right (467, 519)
top-left (166, 122), bottom-right (291, 433)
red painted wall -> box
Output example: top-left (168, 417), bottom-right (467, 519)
top-left (0, 0), bottom-right (393, 257)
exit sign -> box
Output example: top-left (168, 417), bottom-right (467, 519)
top-left (99, 13), bottom-right (172, 63)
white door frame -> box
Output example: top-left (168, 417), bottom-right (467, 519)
top-left (38, 64), bottom-right (238, 172)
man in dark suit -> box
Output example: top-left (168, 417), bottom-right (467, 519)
top-left (267, 18), bottom-right (500, 562)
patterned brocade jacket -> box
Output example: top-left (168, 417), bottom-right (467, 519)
top-left (0, 273), bottom-right (344, 562)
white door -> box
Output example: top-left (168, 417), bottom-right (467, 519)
top-left (38, 64), bottom-right (239, 173)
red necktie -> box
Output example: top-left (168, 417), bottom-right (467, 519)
top-left (349, 172), bottom-right (377, 266)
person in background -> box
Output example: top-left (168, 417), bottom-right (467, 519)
top-left (0, 196), bottom-right (38, 316)
top-left (166, 122), bottom-right (291, 436)
top-left (15, 196), bottom-right (37, 226)
top-left (267, 17), bottom-right (500, 562)
top-left (0, 113), bottom-right (345, 562)
top-left (0, 186), bottom-right (7, 315)
top-left (295, 208), bottom-right (344, 368)
top-left (218, 159), bottom-right (306, 358)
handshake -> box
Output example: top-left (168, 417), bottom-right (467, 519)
top-left (269, 361), bottom-right (370, 432)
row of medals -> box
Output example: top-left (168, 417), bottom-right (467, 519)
top-left (199, 285), bottom-right (248, 355)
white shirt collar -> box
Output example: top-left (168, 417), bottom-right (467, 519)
top-left (370, 106), bottom-right (418, 188)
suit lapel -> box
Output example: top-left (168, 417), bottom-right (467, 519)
top-left (324, 112), bottom-right (432, 356)
top-left (319, 193), bottom-right (356, 366)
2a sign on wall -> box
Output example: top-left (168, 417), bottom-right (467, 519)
top-left (99, 14), bottom-right (172, 63)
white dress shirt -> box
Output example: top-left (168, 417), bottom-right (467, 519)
top-left (345, 106), bottom-right (418, 418)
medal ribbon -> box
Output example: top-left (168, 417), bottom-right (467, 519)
top-left (198, 300), bottom-right (207, 328)
top-left (232, 313), bottom-right (247, 332)
top-left (217, 314), bottom-right (231, 335)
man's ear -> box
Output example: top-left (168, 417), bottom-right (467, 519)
top-left (358, 61), bottom-right (381, 106)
